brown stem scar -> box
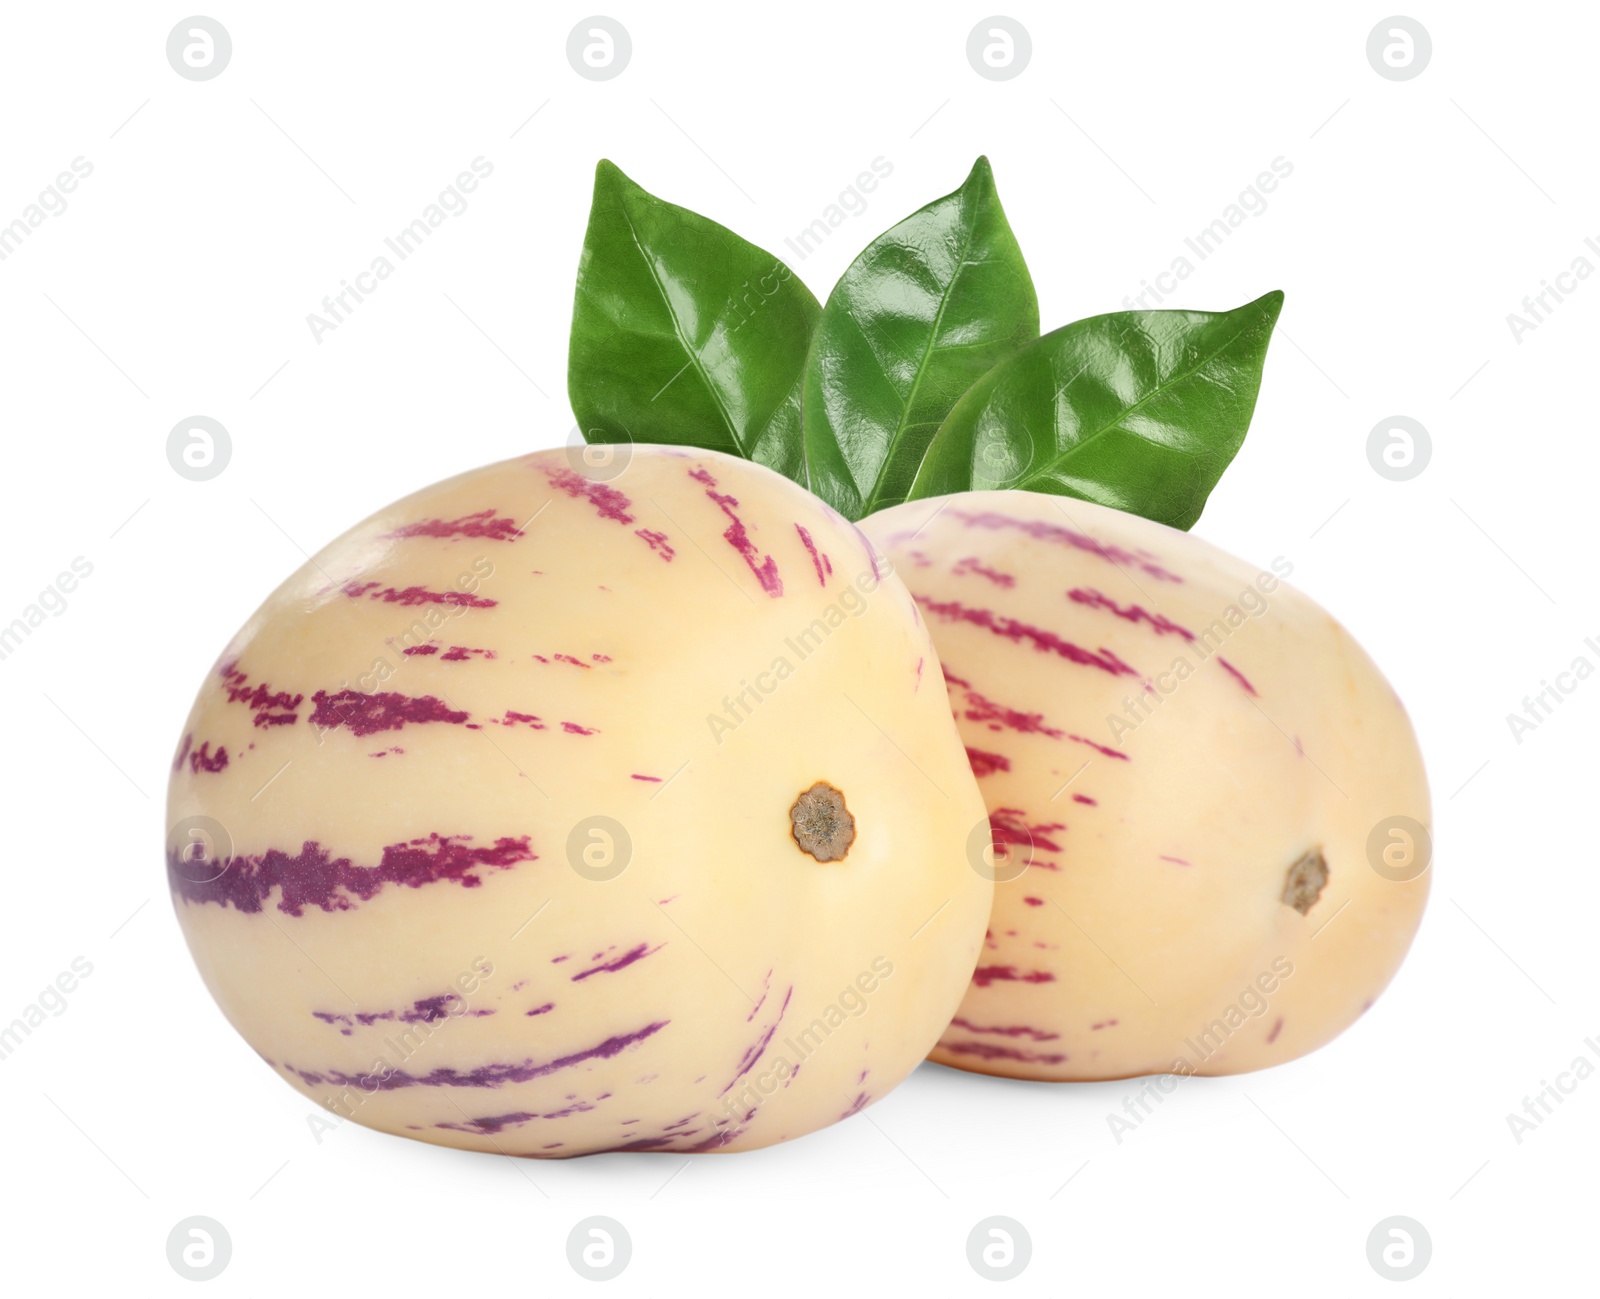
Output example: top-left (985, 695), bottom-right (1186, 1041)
top-left (1282, 847), bottom-right (1329, 915)
top-left (790, 782), bottom-right (855, 862)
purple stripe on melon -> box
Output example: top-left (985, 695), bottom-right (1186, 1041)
top-left (689, 466), bottom-right (783, 597)
top-left (949, 1017), bottom-right (1060, 1041)
top-left (946, 509), bottom-right (1183, 583)
top-left (570, 942), bottom-right (663, 982)
top-left (940, 1039), bottom-right (1067, 1065)
top-left (218, 662), bottom-right (303, 727)
top-left (953, 556), bottom-right (1016, 588)
top-left (541, 469), bottom-right (675, 561)
top-left (1066, 733), bottom-right (1130, 762)
top-left (916, 595), bottom-right (1137, 678)
top-left (608, 1133), bottom-right (688, 1152)
top-left (188, 742), bottom-right (227, 771)
top-left (169, 833), bottom-right (534, 914)
top-left (795, 524), bottom-right (830, 586)
top-left (746, 969), bottom-right (772, 1022)
top-left (718, 985), bottom-right (792, 1096)
top-left (341, 580), bottom-right (496, 609)
top-left (310, 689), bottom-right (469, 736)
top-left (405, 994), bottom-right (465, 1022)
top-left (386, 509), bottom-right (525, 541)
top-left (956, 684), bottom-right (1065, 739)
top-left (605, 1120), bottom-right (762, 1155)
top-left (635, 529), bottom-right (675, 561)
top-left (684, 1123), bottom-right (744, 1152)
top-left (172, 734), bottom-right (230, 774)
top-left (542, 466), bottom-right (635, 522)
top-left (851, 522), bottom-right (882, 580)
top-left (436, 1111), bottom-right (538, 1135)
top-left (972, 965), bottom-right (1056, 988)
top-left (435, 1100), bottom-right (598, 1132)
top-left (965, 747), bottom-right (1010, 777)
top-left (1067, 588), bottom-right (1194, 640)
top-left (437, 1100), bottom-right (597, 1134)
top-left (312, 994), bottom-right (494, 1033)
top-left (991, 808), bottom-right (1065, 853)
top-left (1216, 656), bottom-right (1258, 695)
top-left (282, 1019), bottom-right (670, 1091)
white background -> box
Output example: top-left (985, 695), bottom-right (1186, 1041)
top-left (0, 2), bottom-right (1592, 1293)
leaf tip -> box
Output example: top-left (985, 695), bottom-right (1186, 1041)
top-left (593, 157), bottom-right (631, 193)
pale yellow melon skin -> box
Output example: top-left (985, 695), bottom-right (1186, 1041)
top-left (166, 447), bottom-right (990, 1155)
top-left (861, 492), bottom-right (1431, 1080)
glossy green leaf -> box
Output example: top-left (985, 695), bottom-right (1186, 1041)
top-left (802, 157), bottom-right (1038, 520)
top-left (905, 290), bottom-right (1285, 529)
top-left (568, 160), bottom-right (821, 485)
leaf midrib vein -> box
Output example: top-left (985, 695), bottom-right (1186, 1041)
top-left (862, 185), bottom-right (986, 515)
top-left (1018, 314), bottom-right (1268, 488)
top-left (617, 201), bottom-right (747, 457)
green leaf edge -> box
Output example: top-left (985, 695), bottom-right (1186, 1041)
top-left (569, 158), bottom-right (822, 476)
top-left (903, 288), bottom-right (1286, 528)
top-left (800, 155), bottom-right (1039, 519)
